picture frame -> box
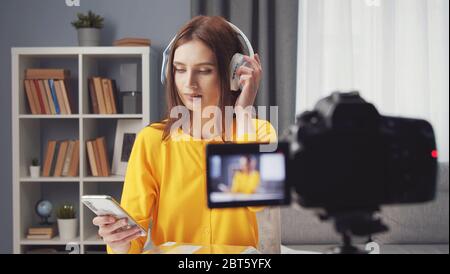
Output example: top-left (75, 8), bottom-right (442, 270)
top-left (112, 119), bottom-right (144, 176)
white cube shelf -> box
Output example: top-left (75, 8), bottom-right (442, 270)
top-left (12, 47), bottom-right (156, 254)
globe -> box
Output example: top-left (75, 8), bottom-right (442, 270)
top-left (35, 200), bottom-right (53, 224)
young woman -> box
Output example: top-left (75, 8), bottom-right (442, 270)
top-left (93, 15), bottom-right (276, 254)
top-left (231, 156), bottom-right (261, 194)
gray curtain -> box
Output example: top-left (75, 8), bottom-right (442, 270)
top-left (191, 0), bottom-right (298, 134)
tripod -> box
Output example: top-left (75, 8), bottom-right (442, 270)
top-left (321, 208), bottom-right (388, 254)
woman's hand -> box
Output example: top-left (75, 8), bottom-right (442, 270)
top-left (234, 53), bottom-right (263, 109)
top-left (93, 215), bottom-right (143, 254)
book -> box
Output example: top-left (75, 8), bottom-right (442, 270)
top-left (62, 140), bottom-right (75, 176)
top-left (42, 140), bottom-right (57, 177)
top-left (88, 78), bottom-right (99, 114)
top-left (58, 80), bottom-right (72, 115)
top-left (43, 80), bottom-right (56, 115)
top-left (31, 80), bottom-right (45, 114)
top-left (24, 79), bottom-right (38, 114)
top-left (53, 80), bottom-right (67, 115)
top-left (92, 77), bottom-right (107, 114)
top-left (92, 139), bottom-right (104, 176)
top-left (38, 80), bottom-right (51, 115)
top-left (25, 69), bottom-right (70, 79)
top-left (86, 141), bottom-right (99, 176)
top-left (110, 79), bottom-right (118, 114)
top-left (101, 78), bottom-right (113, 114)
top-left (48, 79), bottom-right (61, 114)
top-left (113, 38), bottom-right (151, 47)
top-left (28, 226), bottom-right (55, 235)
top-left (28, 79), bottom-right (42, 114)
top-left (67, 140), bottom-right (80, 177)
top-left (26, 233), bottom-right (54, 240)
top-left (96, 137), bottom-right (110, 177)
top-left (53, 140), bottom-right (68, 177)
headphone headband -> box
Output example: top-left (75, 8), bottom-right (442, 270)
top-left (161, 21), bottom-right (254, 85)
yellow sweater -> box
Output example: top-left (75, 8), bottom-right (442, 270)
top-left (231, 171), bottom-right (261, 194)
top-left (107, 119), bottom-right (276, 254)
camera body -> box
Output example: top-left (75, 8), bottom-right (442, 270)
top-left (206, 91), bottom-right (438, 213)
top-left (288, 92), bottom-right (438, 212)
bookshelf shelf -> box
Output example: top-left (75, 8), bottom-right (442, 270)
top-left (19, 115), bottom-right (81, 119)
top-left (83, 175), bottom-right (125, 182)
top-left (12, 46), bottom-right (156, 254)
top-left (82, 114), bottom-right (143, 119)
top-left (20, 236), bottom-right (81, 245)
top-left (20, 177), bottom-right (81, 182)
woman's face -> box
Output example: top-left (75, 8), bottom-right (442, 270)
top-left (173, 39), bottom-right (221, 112)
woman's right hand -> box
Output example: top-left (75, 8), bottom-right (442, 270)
top-left (93, 215), bottom-right (143, 254)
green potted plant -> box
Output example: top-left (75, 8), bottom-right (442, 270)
top-left (30, 158), bottom-right (40, 178)
top-left (71, 10), bottom-right (104, 46)
top-left (56, 204), bottom-right (77, 240)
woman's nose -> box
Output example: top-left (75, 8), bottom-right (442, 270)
top-left (185, 71), bottom-right (198, 89)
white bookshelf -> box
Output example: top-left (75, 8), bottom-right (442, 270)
top-left (12, 47), bottom-right (157, 254)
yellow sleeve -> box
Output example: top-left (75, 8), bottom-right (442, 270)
top-left (248, 172), bottom-right (260, 193)
top-left (107, 127), bottom-right (160, 254)
top-left (254, 119), bottom-right (277, 143)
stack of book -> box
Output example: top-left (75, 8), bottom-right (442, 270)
top-left (113, 37), bottom-right (151, 47)
top-left (26, 226), bottom-right (55, 240)
top-left (42, 140), bottom-right (80, 177)
top-left (24, 69), bottom-right (74, 115)
top-left (88, 77), bottom-right (119, 114)
top-left (86, 137), bottom-right (110, 177)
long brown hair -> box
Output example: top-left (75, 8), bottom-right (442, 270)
top-left (162, 16), bottom-right (244, 140)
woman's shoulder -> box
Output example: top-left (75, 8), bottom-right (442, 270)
top-left (137, 120), bottom-right (166, 145)
top-left (234, 118), bottom-right (277, 143)
top-left (251, 118), bottom-right (274, 128)
top-left (252, 118), bottom-right (277, 141)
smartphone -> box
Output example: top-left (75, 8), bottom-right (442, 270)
top-left (81, 195), bottom-right (147, 236)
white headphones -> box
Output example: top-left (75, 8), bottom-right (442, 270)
top-left (160, 21), bottom-right (254, 91)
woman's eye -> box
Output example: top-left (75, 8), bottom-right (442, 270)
top-left (198, 69), bottom-right (212, 74)
top-left (175, 68), bottom-right (186, 73)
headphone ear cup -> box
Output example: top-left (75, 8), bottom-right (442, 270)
top-left (230, 53), bottom-right (245, 91)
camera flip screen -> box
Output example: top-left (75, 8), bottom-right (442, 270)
top-left (206, 142), bottom-right (290, 208)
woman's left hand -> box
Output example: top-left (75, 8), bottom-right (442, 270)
top-left (234, 53), bottom-right (263, 109)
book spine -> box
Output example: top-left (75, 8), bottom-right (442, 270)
top-left (48, 79), bottom-right (61, 114)
top-left (68, 140), bottom-right (80, 177)
top-left (38, 80), bottom-right (51, 115)
top-left (43, 80), bottom-right (56, 115)
top-left (33, 80), bottom-right (47, 114)
top-left (54, 80), bottom-right (67, 115)
top-left (88, 78), bottom-right (99, 114)
top-left (54, 141), bottom-right (68, 177)
top-left (42, 140), bottom-right (57, 177)
top-left (96, 137), bottom-right (110, 177)
top-left (101, 78), bottom-right (113, 114)
top-left (93, 77), bottom-right (107, 114)
top-left (93, 139), bottom-right (104, 176)
top-left (24, 80), bottom-right (38, 114)
top-left (59, 80), bottom-right (72, 115)
top-left (86, 141), bottom-right (99, 177)
top-left (110, 79), bottom-right (118, 114)
top-left (26, 69), bottom-right (70, 80)
top-left (62, 140), bottom-right (75, 176)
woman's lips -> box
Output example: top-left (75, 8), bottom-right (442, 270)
top-left (184, 94), bottom-right (203, 101)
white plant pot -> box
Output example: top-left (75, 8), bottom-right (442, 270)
top-left (29, 166), bottom-right (40, 178)
top-left (77, 28), bottom-right (100, 46)
top-left (57, 219), bottom-right (78, 240)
